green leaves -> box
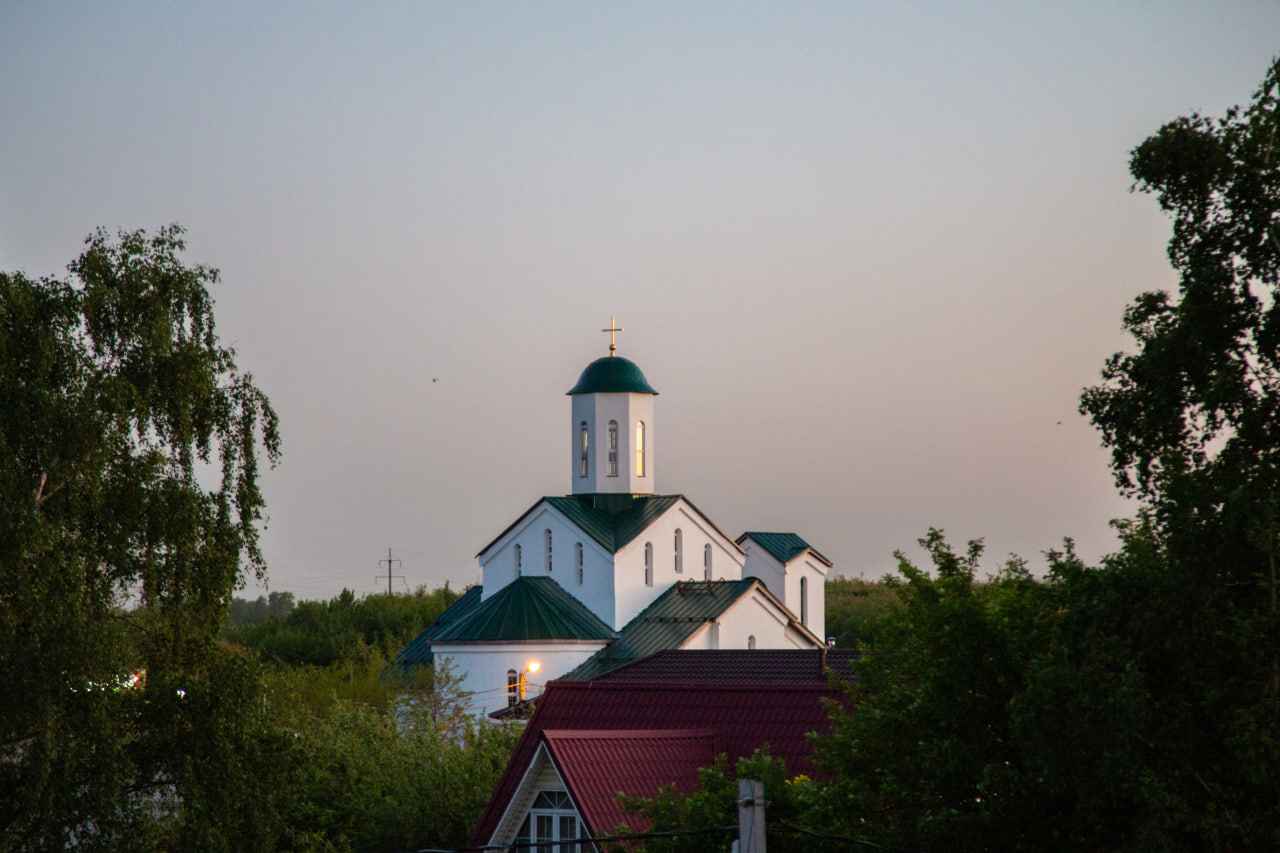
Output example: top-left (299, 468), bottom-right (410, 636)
top-left (1, 226), bottom-right (281, 851)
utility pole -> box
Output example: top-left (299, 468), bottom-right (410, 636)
top-left (376, 548), bottom-right (405, 595)
top-left (735, 779), bottom-right (766, 853)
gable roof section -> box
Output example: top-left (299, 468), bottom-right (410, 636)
top-left (737, 531), bottom-right (832, 567)
top-left (590, 648), bottom-right (859, 685)
top-left (560, 579), bottom-right (758, 680)
top-left (472, 678), bottom-right (846, 847)
top-left (478, 494), bottom-right (742, 559)
top-left (392, 585), bottom-right (483, 668)
top-left (431, 577), bottom-right (616, 643)
top-left (544, 729), bottom-right (717, 835)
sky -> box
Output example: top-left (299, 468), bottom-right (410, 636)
top-left (4, 3), bottom-right (1279, 601)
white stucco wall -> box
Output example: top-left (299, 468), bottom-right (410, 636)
top-left (784, 554), bottom-right (829, 640)
top-left (570, 392), bottom-right (655, 495)
top-left (680, 587), bottom-right (820, 651)
top-left (611, 500), bottom-right (745, 630)
top-left (478, 503), bottom-right (618, 626)
top-left (740, 540), bottom-right (786, 598)
top-left (433, 642), bottom-right (610, 718)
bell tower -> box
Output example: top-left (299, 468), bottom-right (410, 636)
top-left (568, 318), bottom-right (657, 495)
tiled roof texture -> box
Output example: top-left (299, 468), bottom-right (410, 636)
top-left (431, 577), bottom-right (616, 643)
top-left (738, 531), bottom-right (832, 566)
top-left (472, 677), bottom-right (848, 846)
top-left (544, 730), bottom-right (717, 835)
top-left (560, 579), bottom-right (758, 681)
top-left (392, 585), bottom-right (483, 668)
top-left (590, 648), bottom-right (859, 685)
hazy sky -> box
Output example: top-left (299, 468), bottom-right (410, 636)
top-left (4, 3), bottom-right (1279, 600)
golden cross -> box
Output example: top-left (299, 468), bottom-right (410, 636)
top-left (602, 315), bottom-right (623, 356)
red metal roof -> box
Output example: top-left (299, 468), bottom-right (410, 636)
top-left (544, 729), bottom-right (717, 835)
top-left (590, 648), bottom-right (859, 684)
top-left (472, 676), bottom-right (847, 846)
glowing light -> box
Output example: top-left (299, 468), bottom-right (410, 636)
top-left (527, 661), bottom-right (540, 673)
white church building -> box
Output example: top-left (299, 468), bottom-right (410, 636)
top-left (396, 324), bottom-right (832, 716)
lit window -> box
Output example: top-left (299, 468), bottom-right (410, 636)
top-left (748, 634), bottom-right (757, 650)
top-left (575, 542), bottom-right (584, 585)
top-left (515, 791), bottom-right (579, 853)
top-left (800, 576), bottom-right (808, 626)
top-left (607, 421), bottom-right (618, 476)
top-left (644, 542), bottom-right (653, 587)
top-left (514, 544), bottom-right (522, 578)
top-left (674, 529), bottom-right (683, 573)
top-left (704, 543), bottom-right (712, 580)
top-left (636, 421), bottom-right (645, 476)
top-left (579, 421), bottom-right (589, 478)
top-left (507, 670), bottom-right (519, 707)
top-left (545, 529), bottom-right (553, 572)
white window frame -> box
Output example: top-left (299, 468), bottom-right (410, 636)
top-left (579, 421), bottom-right (589, 478)
top-left (514, 791), bottom-right (581, 853)
top-left (514, 544), bottom-right (522, 578)
top-left (635, 420), bottom-right (645, 476)
top-left (674, 528), bottom-right (683, 573)
top-left (644, 542), bottom-right (653, 587)
top-left (545, 529), bottom-right (553, 572)
top-left (704, 543), bottom-right (712, 580)
top-left (575, 542), bottom-right (584, 586)
top-left (607, 420), bottom-right (619, 477)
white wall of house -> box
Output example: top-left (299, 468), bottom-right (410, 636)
top-left (434, 642), bottom-right (610, 717)
top-left (478, 504), bottom-right (617, 625)
top-left (740, 540), bottom-right (786, 598)
top-left (611, 501), bottom-right (745, 630)
top-left (680, 586), bottom-right (817, 652)
top-left (570, 392), bottom-right (655, 495)
top-left (785, 554), bottom-right (829, 640)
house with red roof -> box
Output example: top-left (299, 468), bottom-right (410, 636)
top-left (396, 324), bottom-right (834, 715)
top-left (472, 648), bottom-right (857, 851)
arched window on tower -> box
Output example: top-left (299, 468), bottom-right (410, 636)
top-left (544, 529), bottom-right (553, 572)
top-left (748, 634), bottom-right (757, 650)
top-left (636, 421), bottom-right (646, 477)
top-left (800, 576), bottom-right (809, 627)
top-left (507, 670), bottom-right (519, 707)
top-left (579, 421), bottom-right (589, 478)
top-left (644, 542), bottom-right (653, 587)
top-left (607, 421), bottom-right (618, 476)
top-left (674, 529), bottom-right (683, 573)
top-left (514, 544), bottom-right (522, 578)
top-left (575, 542), bottom-right (584, 585)
top-left (704, 543), bottom-right (712, 581)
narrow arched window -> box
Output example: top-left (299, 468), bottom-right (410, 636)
top-left (748, 634), bottom-right (757, 650)
top-left (674, 529), bottom-right (683, 573)
top-left (544, 529), bottom-right (553, 572)
top-left (507, 670), bottom-right (519, 707)
top-left (704, 543), bottom-right (712, 580)
top-left (636, 421), bottom-right (646, 477)
top-left (514, 544), bottom-right (522, 578)
top-left (644, 542), bottom-right (653, 587)
top-left (579, 421), bottom-right (589, 477)
top-left (800, 576), bottom-right (809, 626)
top-left (607, 421), bottom-right (619, 476)
top-left (575, 542), bottom-right (584, 585)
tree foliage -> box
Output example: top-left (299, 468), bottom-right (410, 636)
top-left (0, 226), bottom-right (283, 851)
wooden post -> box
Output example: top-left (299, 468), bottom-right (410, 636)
top-left (738, 779), bottom-right (766, 853)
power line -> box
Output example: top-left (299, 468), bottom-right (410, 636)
top-left (376, 547), bottom-right (406, 595)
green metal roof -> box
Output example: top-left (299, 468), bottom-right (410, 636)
top-left (566, 356), bottom-right (658, 395)
top-left (561, 579), bottom-right (758, 680)
top-left (432, 577), bottom-right (616, 643)
top-left (393, 585), bottom-right (484, 669)
top-left (737, 531), bottom-right (831, 567)
top-left (544, 494), bottom-right (682, 553)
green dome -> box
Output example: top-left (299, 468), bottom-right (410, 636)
top-left (567, 356), bottom-right (658, 395)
